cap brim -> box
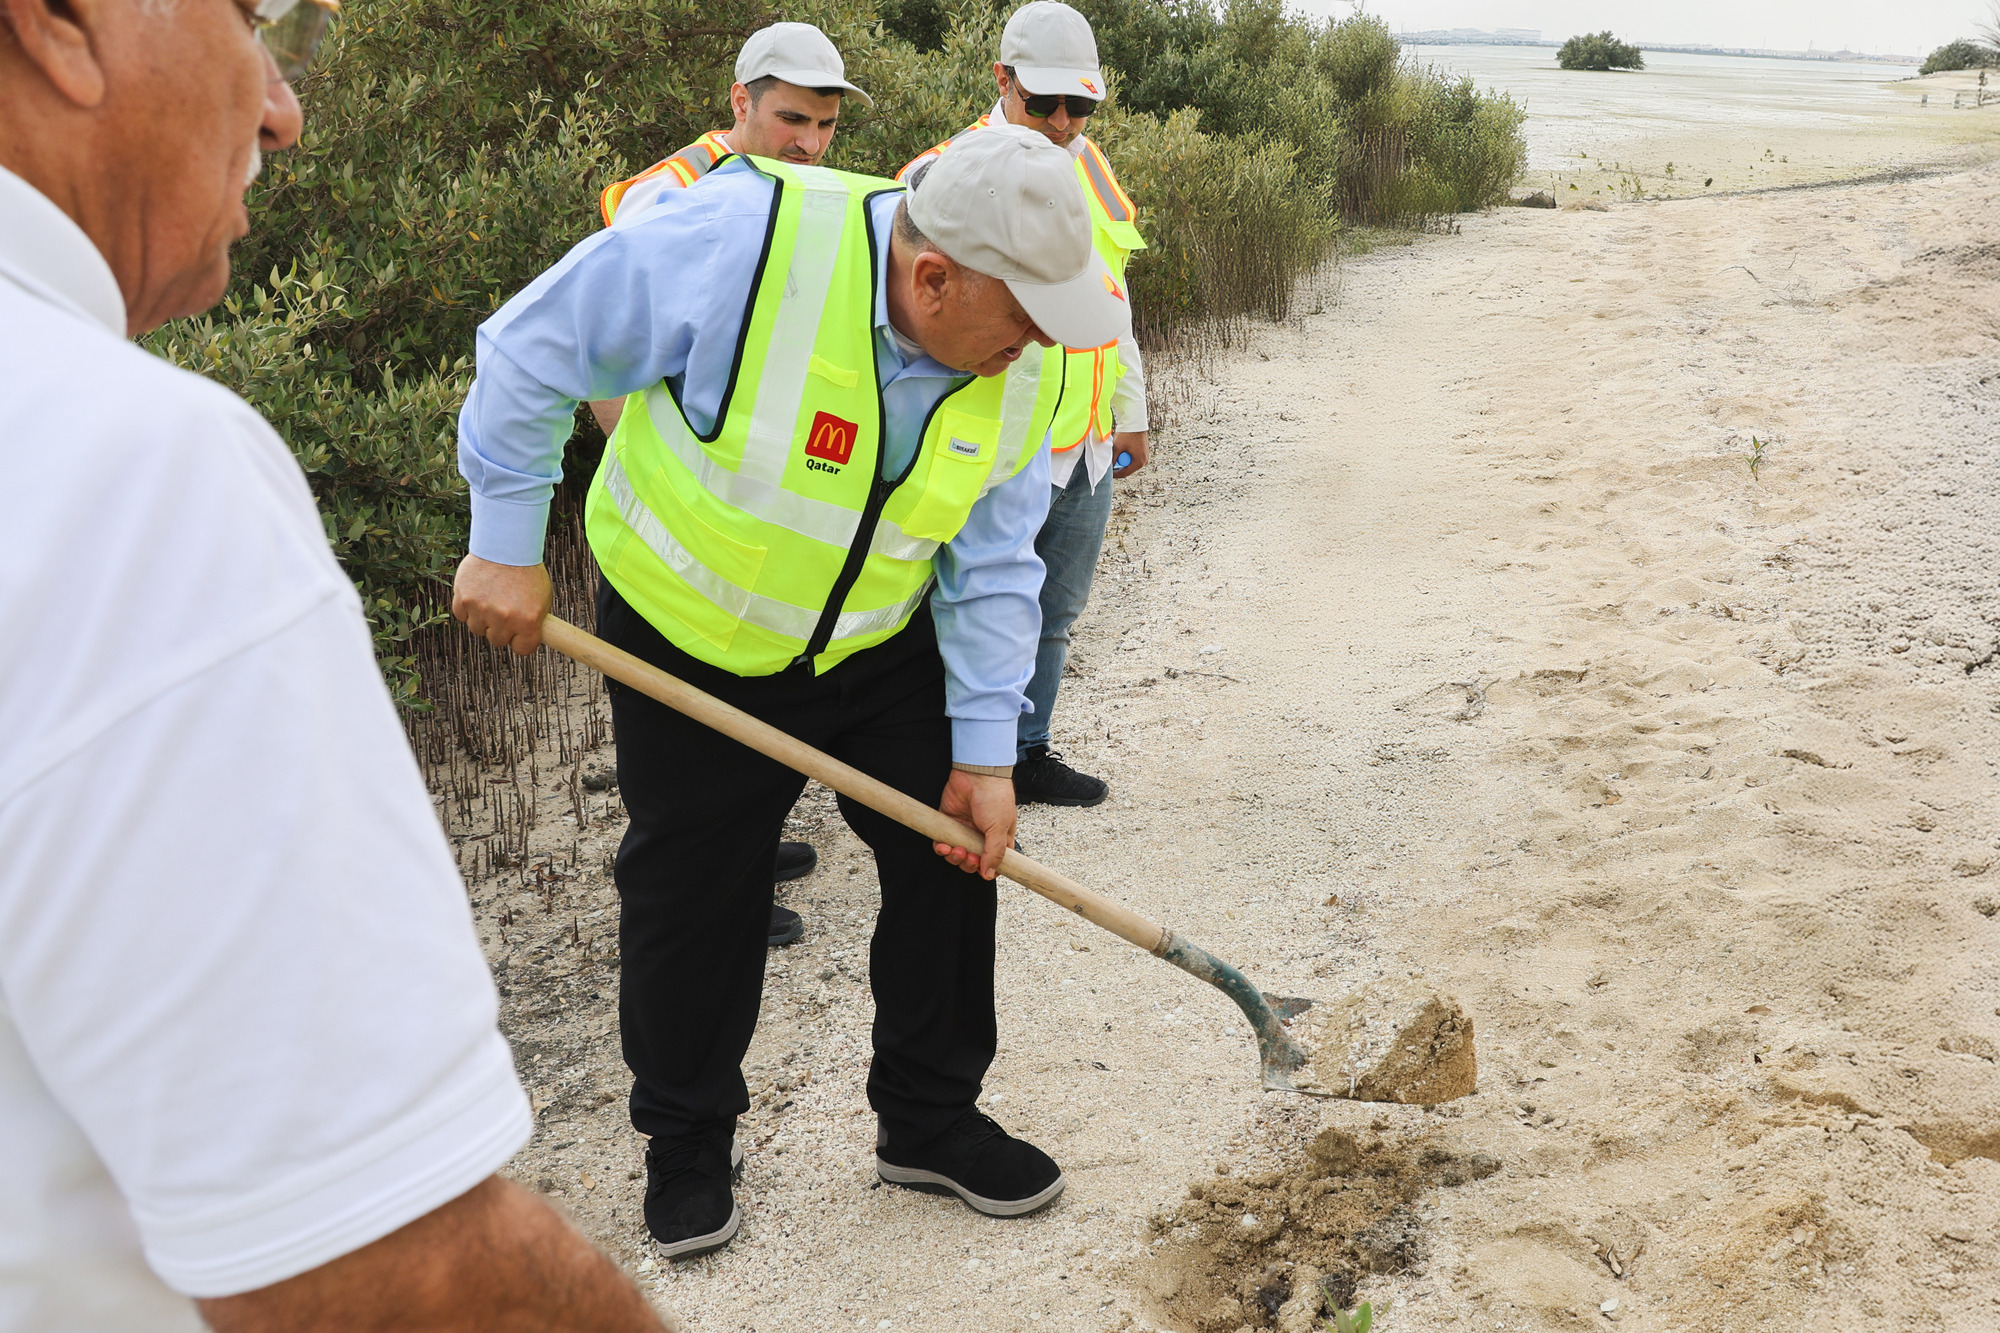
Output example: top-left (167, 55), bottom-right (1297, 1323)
top-left (1007, 248), bottom-right (1130, 352)
top-left (762, 67), bottom-right (875, 106)
top-left (1012, 64), bottom-right (1106, 100)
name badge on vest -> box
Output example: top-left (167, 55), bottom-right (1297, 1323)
top-left (947, 437), bottom-right (981, 458)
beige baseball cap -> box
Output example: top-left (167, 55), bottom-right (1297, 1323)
top-left (736, 22), bottom-right (873, 106)
top-left (1000, 1), bottom-right (1105, 100)
top-left (906, 123), bottom-right (1130, 350)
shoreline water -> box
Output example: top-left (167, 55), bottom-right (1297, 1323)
top-left (1397, 39), bottom-right (1920, 67)
top-left (1405, 44), bottom-right (2000, 200)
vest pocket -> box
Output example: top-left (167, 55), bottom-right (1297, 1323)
top-left (808, 354), bottom-right (859, 389)
top-left (891, 407), bottom-right (999, 542)
top-left (1100, 219), bottom-right (1147, 254)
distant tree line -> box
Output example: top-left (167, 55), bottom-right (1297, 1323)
top-left (1557, 31), bottom-right (1644, 71)
top-left (1920, 38), bottom-right (2000, 75)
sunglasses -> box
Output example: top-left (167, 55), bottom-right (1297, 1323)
top-left (1016, 87), bottom-right (1098, 119)
top-left (252, 0), bottom-right (340, 81)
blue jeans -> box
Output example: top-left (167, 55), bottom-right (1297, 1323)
top-left (1017, 459), bottom-right (1113, 758)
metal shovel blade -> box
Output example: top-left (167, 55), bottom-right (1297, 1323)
top-left (1151, 929), bottom-right (1332, 1096)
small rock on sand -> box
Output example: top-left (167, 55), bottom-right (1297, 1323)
top-left (1516, 190), bottom-right (1557, 208)
top-left (1312, 977), bottom-right (1477, 1104)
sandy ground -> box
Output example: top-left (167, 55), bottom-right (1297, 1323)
top-left (448, 143), bottom-right (2000, 1330)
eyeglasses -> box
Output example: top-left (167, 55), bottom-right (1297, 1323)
top-left (252, 0), bottom-right (339, 81)
top-left (1016, 88), bottom-right (1098, 119)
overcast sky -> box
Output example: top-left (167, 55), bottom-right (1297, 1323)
top-left (1294, 1), bottom-right (1995, 57)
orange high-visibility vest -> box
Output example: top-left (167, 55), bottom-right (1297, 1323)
top-left (599, 130), bottom-right (732, 226)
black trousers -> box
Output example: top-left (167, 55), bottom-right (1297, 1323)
top-left (598, 581), bottom-right (997, 1146)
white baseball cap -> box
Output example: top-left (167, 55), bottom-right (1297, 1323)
top-left (907, 123), bottom-right (1131, 350)
top-left (736, 22), bottom-right (873, 106)
top-left (1000, 1), bottom-right (1105, 101)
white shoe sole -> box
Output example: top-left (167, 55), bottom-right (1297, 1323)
top-left (652, 1200), bottom-right (740, 1260)
top-left (875, 1157), bottom-right (1066, 1217)
top-left (646, 1137), bottom-right (746, 1260)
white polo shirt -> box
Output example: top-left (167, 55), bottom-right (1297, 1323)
top-left (0, 165), bottom-right (531, 1329)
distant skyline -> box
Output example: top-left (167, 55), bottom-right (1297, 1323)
top-left (1292, 1), bottom-right (1994, 58)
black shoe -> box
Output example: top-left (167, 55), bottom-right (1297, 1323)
top-left (768, 905), bottom-right (804, 948)
top-left (775, 840), bottom-right (818, 883)
top-left (876, 1109), bottom-right (1065, 1217)
top-left (1013, 745), bottom-right (1108, 807)
top-left (643, 1130), bottom-right (741, 1258)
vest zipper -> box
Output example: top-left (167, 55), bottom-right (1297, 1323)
top-left (793, 187), bottom-right (920, 672)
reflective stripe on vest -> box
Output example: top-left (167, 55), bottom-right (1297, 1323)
top-left (583, 158), bottom-right (1057, 677)
top-left (597, 448), bottom-right (929, 643)
top-left (898, 123), bottom-right (1144, 452)
top-left (640, 381), bottom-right (937, 562)
top-left (1049, 141), bottom-right (1143, 450)
top-left (896, 115), bottom-right (993, 183)
top-left (1076, 139), bottom-right (1137, 222)
top-left (599, 130), bottom-right (731, 226)
top-left (904, 127), bottom-right (1152, 454)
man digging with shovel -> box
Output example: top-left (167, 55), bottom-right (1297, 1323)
top-left (586, 20), bottom-right (876, 953)
top-left (453, 126), bottom-right (1132, 1257)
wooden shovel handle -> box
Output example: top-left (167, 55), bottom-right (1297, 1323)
top-left (540, 617), bottom-right (1169, 955)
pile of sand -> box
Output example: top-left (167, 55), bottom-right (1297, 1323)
top-left (1142, 1122), bottom-right (1499, 1332)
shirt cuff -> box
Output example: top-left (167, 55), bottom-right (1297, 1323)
top-left (468, 493), bottom-right (552, 566)
top-left (952, 717), bottom-right (1019, 767)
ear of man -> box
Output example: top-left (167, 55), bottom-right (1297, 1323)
top-left (893, 199), bottom-right (953, 322)
top-left (0, 0), bottom-right (110, 109)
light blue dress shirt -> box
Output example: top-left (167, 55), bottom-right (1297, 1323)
top-left (457, 159), bottom-right (1049, 765)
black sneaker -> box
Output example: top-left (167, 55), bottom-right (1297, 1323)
top-left (775, 841), bottom-right (818, 883)
top-left (644, 1130), bottom-right (741, 1259)
top-left (1013, 745), bottom-right (1108, 807)
top-left (768, 905), bottom-right (804, 948)
top-left (876, 1109), bottom-right (1065, 1217)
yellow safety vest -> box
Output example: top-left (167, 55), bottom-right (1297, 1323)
top-left (584, 157), bottom-right (1064, 677)
top-left (899, 120), bottom-right (1145, 451)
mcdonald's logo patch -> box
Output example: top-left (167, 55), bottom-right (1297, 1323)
top-left (804, 411), bottom-right (858, 467)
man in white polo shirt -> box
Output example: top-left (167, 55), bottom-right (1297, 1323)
top-left (0, 0), bottom-right (672, 1328)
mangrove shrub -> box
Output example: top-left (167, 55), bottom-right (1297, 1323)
top-left (1920, 39), bottom-right (2000, 75)
top-left (1558, 31), bottom-right (1645, 71)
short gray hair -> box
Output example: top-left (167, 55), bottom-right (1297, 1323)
top-left (892, 197), bottom-right (933, 254)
